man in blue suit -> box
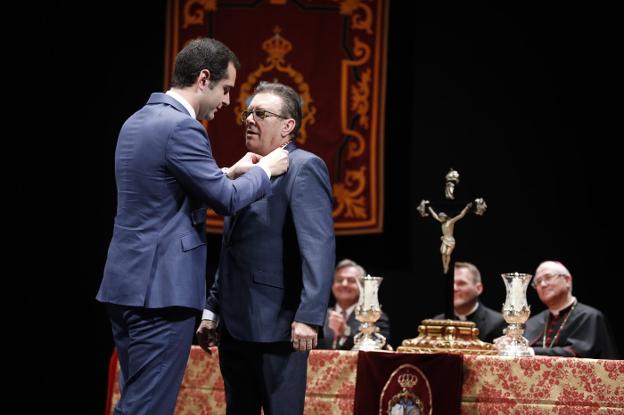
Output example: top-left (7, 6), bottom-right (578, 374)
top-left (197, 82), bottom-right (336, 414)
top-left (97, 39), bottom-right (289, 415)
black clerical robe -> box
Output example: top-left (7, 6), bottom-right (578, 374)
top-left (434, 302), bottom-right (507, 343)
top-left (525, 301), bottom-right (620, 359)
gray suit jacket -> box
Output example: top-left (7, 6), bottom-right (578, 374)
top-left (318, 307), bottom-right (391, 350)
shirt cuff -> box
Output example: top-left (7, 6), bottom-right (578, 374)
top-left (338, 336), bottom-right (347, 347)
top-left (202, 309), bottom-right (219, 323)
top-left (258, 164), bottom-right (271, 179)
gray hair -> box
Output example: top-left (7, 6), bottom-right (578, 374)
top-left (536, 260), bottom-right (573, 291)
top-left (335, 258), bottom-right (366, 279)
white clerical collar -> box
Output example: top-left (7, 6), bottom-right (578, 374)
top-left (166, 89), bottom-right (196, 119)
top-left (456, 302), bottom-right (480, 321)
top-left (336, 303), bottom-right (357, 319)
top-left (549, 296), bottom-right (577, 317)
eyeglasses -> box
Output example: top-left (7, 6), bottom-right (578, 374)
top-left (240, 108), bottom-right (286, 122)
top-left (334, 276), bottom-right (359, 285)
top-left (531, 273), bottom-right (565, 289)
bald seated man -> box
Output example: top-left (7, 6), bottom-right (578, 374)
top-left (524, 260), bottom-right (620, 359)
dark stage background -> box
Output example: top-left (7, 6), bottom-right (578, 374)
top-left (31, 1), bottom-right (620, 412)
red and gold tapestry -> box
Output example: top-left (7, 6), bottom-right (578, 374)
top-left (165, 0), bottom-right (388, 234)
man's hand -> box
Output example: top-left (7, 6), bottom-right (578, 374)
top-left (225, 152), bottom-right (262, 179)
top-left (257, 146), bottom-right (289, 177)
top-left (327, 310), bottom-right (347, 337)
top-left (196, 319), bottom-right (219, 354)
top-left (291, 321), bottom-right (318, 352)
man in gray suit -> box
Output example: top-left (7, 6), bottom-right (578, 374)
top-left (317, 259), bottom-right (391, 350)
top-left (97, 39), bottom-right (289, 415)
top-left (197, 82), bottom-right (335, 414)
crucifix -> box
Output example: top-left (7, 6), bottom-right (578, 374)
top-left (417, 169), bottom-right (487, 319)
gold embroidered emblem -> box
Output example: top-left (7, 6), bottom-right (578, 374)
top-left (235, 27), bottom-right (317, 146)
top-left (380, 364), bottom-right (431, 415)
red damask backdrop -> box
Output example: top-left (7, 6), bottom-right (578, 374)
top-left (165, 0), bottom-right (388, 234)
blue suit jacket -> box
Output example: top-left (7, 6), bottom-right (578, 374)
top-left (97, 93), bottom-right (271, 311)
top-left (206, 143), bottom-right (336, 342)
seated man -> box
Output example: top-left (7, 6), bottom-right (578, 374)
top-left (435, 261), bottom-right (506, 343)
top-left (525, 260), bottom-right (620, 359)
top-left (317, 259), bottom-right (390, 350)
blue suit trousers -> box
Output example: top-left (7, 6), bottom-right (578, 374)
top-left (107, 304), bottom-right (196, 415)
top-left (218, 324), bottom-right (308, 415)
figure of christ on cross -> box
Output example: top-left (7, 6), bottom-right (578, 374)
top-left (428, 202), bottom-right (473, 275)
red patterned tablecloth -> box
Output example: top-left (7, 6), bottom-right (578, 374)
top-left (108, 347), bottom-right (624, 414)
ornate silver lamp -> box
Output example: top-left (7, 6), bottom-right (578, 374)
top-left (352, 275), bottom-right (387, 351)
top-left (496, 272), bottom-right (535, 356)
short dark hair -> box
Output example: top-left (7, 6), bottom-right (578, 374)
top-left (455, 261), bottom-right (482, 284)
top-left (252, 81), bottom-right (302, 139)
top-left (171, 38), bottom-right (240, 88)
